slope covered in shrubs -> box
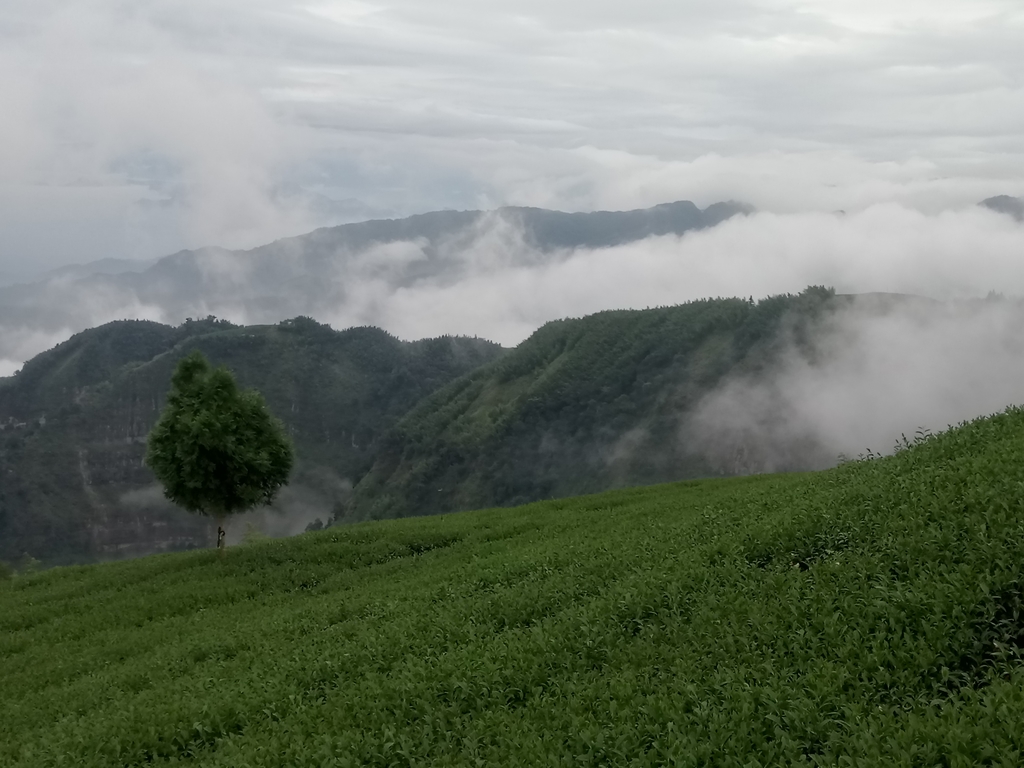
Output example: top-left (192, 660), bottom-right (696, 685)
top-left (3, 407), bottom-right (1024, 765)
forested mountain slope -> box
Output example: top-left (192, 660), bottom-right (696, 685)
top-left (0, 318), bottom-right (503, 565)
top-left (346, 287), bottom-right (856, 519)
top-left (8, 286), bottom-right (1014, 564)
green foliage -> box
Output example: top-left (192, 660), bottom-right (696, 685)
top-left (146, 351), bottom-right (294, 520)
top-left (0, 318), bottom-right (504, 564)
top-left (0, 560), bottom-right (11, 581)
top-left (4, 407), bottom-right (1024, 764)
top-left (6, 319), bottom-right (182, 415)
top-left (15, 554), bottom-right (40, 576)
top-left (240, 522), bottom-right (270, 546)
top-left (350, 286), bottom-right (841, 520)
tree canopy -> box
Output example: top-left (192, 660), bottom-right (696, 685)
top-left (145, 351), bottom-right (294, 532)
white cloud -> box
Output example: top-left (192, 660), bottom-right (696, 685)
top-left (686, 295), bottom-right (1024, 470)
top-left (328, 204), bottom-right (1024, 345)
top-left (4, 203), bottom-right (1024, 370)
top-left (0, 326), bottom-right (76, 376)
top-left (0, 360), bottom-right (24, 377)
top-left (0, 0), bottom-right (1022, 277)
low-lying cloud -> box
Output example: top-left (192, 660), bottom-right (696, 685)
top-left (686, 295), bottom-right (1024, 471)
top-left (0, 326), bottom-right (76, 377)
top-left (3, 202), bottom-right (1024, 373)
top-left (328, 203), bottom-right (1024, 344)
top-left (119, 467), bottom-right (352, 548)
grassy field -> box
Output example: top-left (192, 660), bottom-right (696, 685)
top-left (3, 409), bottom-right (1024, 766)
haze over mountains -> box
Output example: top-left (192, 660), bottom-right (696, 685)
top-left (7, 4), bottom-right (1024, 760)
top-left (6, 283), bottom-right (1024, 565)
top-left (348, 288), bottom-right (1024, 519)
top-left (3, 194), bottom-right (1024, 565)
top-left (0, 200), bottom-right (749, 375)
top-left (981, 195), bottom-right (1024, 221)
top-left (5, 195), bottom-right (1024, 380)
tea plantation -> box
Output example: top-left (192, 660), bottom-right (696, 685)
top-left (4, 408), bottom-right (1024, 766)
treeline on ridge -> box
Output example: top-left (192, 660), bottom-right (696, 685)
top-left (346, 286), bottom-right (838, 520)
top-left (0, 317), bottom-right (503, 566)
top-left (2, 286), bottom-right (850, 566)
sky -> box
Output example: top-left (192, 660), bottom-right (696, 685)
top-left (1, 0), bottom-right (1022, 281)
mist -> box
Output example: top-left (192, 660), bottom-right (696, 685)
top-left (356, 203), bottom-right (1024, 344)
top-left (3, 1), bottom-right (1024, 283)
top-left (118, 467), bottom-right (352, 550)
top-left (3, 201), bottom-right (1024, 374)
top-left (685, 294), bottom-right (1024, 473)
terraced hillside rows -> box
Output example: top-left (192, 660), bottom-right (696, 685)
top-left (4, 407), bottom-right (1024, 765)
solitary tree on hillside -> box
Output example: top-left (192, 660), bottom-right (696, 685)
top-left (146, 351), bottom-right (294, 551)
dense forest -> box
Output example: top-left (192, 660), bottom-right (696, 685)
top-left (3, 286), bottom-right (924, 565)
top-left (0, 317), bottom-right (503, 565)
top-left (347, 287), bottom-right (839, 520)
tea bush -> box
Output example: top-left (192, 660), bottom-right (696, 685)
top-left (3, 407), bottom-right (1024, 765)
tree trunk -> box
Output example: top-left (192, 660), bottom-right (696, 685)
top-left (216, 514), bottom-right (226, 555)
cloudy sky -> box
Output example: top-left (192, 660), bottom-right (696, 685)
top-left (2, 0), bottom-right (1022, 281)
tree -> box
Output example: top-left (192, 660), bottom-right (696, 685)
top-left (146, 351), bottom-right (294, 550)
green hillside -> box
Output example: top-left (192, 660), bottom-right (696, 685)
top-left (348, 287), bottom-right (837, 520)
top-left (4, 407), bottom-right (1024, 765)
top-left (0, 317), bottom-right (503, 565)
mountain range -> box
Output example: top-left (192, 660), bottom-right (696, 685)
top-left (0, 285), bottom-right (956, 566)
top-left (7, 284), bottom-right (1024, 566)
top-left (0, 200), bottom-right (752, 372)
top-left (4, 196), bottom-right (1024, 565)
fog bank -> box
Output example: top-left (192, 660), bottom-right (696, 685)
top-left (687, 295), bottom-right (1024, 472)
top-left (3, 202), bottom-right (1024, 373)
top-left (356, 204), bottom-right (1024, 345)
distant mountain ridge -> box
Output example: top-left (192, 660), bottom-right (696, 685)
top-left (0, 200), bottom-right (752, 371)
top-left (283, 199), bottom-right (752, 253)
top-left (5, 287), bottom-right (1023, 565)
top-left (40, 257), bottom-right (160, 282)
